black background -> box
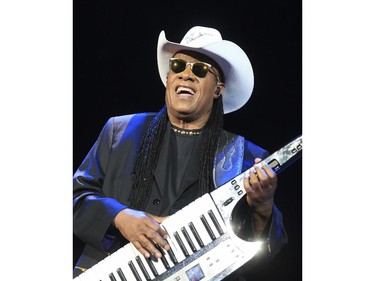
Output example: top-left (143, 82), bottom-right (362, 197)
top-left (73, 0), bottom-right (302, 280)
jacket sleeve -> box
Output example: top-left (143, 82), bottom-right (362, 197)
top-left (73, 117), bottom-right (128, 251)
top-left (231, 196), bottom-right (288, 259)
top-left (235, 138), bottom-right (288, 258)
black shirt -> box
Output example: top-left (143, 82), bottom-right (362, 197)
top-left (153, 121), bottom-right (202, 215)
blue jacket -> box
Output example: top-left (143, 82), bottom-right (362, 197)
top-left (73, 113), bottom-right (287, 277)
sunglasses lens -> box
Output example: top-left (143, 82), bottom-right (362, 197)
top-left (170, 59), bottom-right (186, 74)
top-left (192, 63), bottom-right (209, 78)
top-left (169, 59), bottom-right (210, 78)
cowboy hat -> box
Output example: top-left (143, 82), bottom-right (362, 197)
top-left (157, 26), bottom-right (254, 114)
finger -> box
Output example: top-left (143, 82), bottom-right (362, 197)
top-left (257, 162), bottom-right (277, 187)
top-left (243, 173), bottom-right (262, 206)
top-left (253, 163), bottom-right (269, 188)
top-left (145, 214), bottom-right (170, 252)
top-left (147, 214), bottom-right (169, 239)
top-left (132, 239), bottom-right (153, 259)
top-left (248, 167), bottom-right (262, 190)
top-left (243, 174), bottom-right (254, 192)
top-left (145, 228), bottom-right (170, 253)
top-left (254, 157), bottom-right (262, 164)
top-left (139, 234), bottom-right (167, 259)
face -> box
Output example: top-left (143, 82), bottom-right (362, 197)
top-left (165, 52), bottom-right (224, 128)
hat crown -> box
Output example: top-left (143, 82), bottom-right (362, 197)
top-left (180, 26), bottom-right (223, 47)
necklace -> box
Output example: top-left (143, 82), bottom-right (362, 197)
top-left (171, 126), bottom-right (201, 136)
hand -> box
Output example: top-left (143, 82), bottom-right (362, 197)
top-left (243, 158), bottom-right (277, 219)
top-left (113, 208), bottom-right (170, 259)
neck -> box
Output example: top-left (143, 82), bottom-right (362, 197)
top-left (167, 112), bottom-right (210, 130)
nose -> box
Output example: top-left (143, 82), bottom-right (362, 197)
top-left (180, 64), bottom-right (195, 81)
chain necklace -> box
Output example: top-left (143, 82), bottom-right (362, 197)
top-left (170, 126), bottom-right (201, 136)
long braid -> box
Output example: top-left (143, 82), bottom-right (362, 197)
top-left (129, 106), bottom-right (167, 210)
top-left (197, 96), bottom-right (223, 196)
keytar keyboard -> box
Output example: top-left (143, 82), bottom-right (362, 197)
top-left (74, 135), bottom-right (302, 281)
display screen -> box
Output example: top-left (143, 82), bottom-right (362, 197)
top-left (185, 263), bottom-right (205, 281)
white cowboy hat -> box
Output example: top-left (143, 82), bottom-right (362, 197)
top-left (157, 26), bottom-right (254, 114)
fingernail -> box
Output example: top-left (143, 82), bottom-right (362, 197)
top-left (155, 252), bottom-right (162, 258)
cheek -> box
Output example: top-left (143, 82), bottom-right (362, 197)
top-left (166, 75), bottom-right (172, 89)
top-left (198, 92), bottom-right (215, 112)
top-left (165, 77), bottom-right (174, 98)
top-left (200, 86), bottom-right (216, 102)
top-left (164, 88), bottom-right (173, 106)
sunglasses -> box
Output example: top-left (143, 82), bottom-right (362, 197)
top-left (169, 58), bottom-right (221, 81)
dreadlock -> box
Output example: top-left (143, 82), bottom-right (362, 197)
top-left (129, 105), bottom-right (168, 210)
top-left (130, 97), bottom-right (224, 210)
top-left (197, 96), bottom-right (223, 197)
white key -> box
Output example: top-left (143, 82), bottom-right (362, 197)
top-left (148, 255), bottom-right (167, 277)
top-left (157, 242), bottom-right (177, 272)
top-left (106, 245), bottom-right (136, 281)
top-left (201, 194), bottom-right (227, 238)
top-left (197, 198), bottom-right (219, 240)
top-left (84, 262), bottom-right (106, 281)
top-left (168, 212), bottom-right (195, 257)
top-left (111, 245), bottom-right (138, 281)
top-left (124, 244), bottom-right (148, 281)
top-left (168, 198), bottom-right (205, 255)
top-left (188, 197), bottom-right (215, 246)
top-left (93, 259), bottom-right (113, 281)
top-left (179, 223), bottom-right (200, 254)
top-left (161, 211), bottom-right (187, 264)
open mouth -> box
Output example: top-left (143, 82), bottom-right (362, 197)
top-left (176, 86), bottom-right (195, 95)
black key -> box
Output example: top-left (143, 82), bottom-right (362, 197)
top-left (188, 222), bottom-right (205, 248)
top-left (208, 209), bottom-right (224, 235)
top-left (109, 272), bottom-right (117, 281)
top-left (181, 226), bottom-right (197, 252)
top-left (146, 257), bottom-right (159, 277)
top-left (128, 261), bottom-right (142, 281)
top-left (154, 243), bottom-right (171, 269)
top-left (116, 268), bottom-right (127, 281)
top-left (200, 214), bottom-right (216, 240)
top-left (161, 253), bottom-right (172, 269)
top-left (166, 247), bottom-right (178, 265)
top-left (135, 256), bottom-right (151, 280)
top-left (173, 231), bottom-right (190, 257)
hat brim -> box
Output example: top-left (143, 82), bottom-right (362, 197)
top-left (157, 30), bottom-right (254, 114)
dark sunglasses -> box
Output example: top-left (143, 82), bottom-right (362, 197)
top-left (169, 58), bottom-right (221, 81)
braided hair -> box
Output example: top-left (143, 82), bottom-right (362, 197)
top-left (129, 96), bottom-right (224, 210)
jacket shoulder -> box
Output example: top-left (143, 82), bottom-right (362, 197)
top-left (111, 112), bottom-right (157, 126)
top-left (222, 130), bottom-right (269, 172)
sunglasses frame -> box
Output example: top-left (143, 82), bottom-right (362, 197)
top-left (169, 58), bottom-right (221, 82)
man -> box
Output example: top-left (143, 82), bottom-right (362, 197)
top-left (73, 26), bottom-right (288, 279)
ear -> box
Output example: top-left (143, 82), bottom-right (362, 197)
top-left (214, 83), bottom-right (225, 98)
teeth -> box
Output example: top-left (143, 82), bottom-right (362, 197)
top-left (177, 86), bottom-right (195, 95)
